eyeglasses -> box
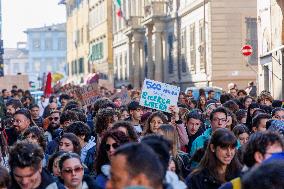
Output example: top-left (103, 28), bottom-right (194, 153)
top-left (106, 143), bottom-right (119, 151)
top-left (13, 119), bottom-right (23, 125)
top-left (49, 117), bottom-right (59, 121)
top-left (62, 166), bottom-right (84, 174)
top-left (212, 117), bottom-right (227, 123)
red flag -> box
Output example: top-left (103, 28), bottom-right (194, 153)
top-left (117, 9), bottom-right (122, 18)
top-left (44, 72), bottom-right (53, 97)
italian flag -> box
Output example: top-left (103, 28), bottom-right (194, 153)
top-left (114, 0), bottom-right (123, 18)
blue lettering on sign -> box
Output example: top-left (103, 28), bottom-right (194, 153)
top-left (146, 81), bottom-right (162, 90)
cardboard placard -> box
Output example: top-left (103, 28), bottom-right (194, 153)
top-left (139, 79), bottom-right (180, 112)
top-left (75, 83), bottom-right (100, 106)
top-left (111, 89), bottom-right (131, 105)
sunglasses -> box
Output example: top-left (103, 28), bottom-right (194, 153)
top-left (49, 117), bottom-right (59, 121)
top-left (106, 143), bottom-right (119, 151)
top-left (62, 167), bottom-right (83, 174)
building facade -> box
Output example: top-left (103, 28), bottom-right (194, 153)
top-left (178, 0), bottom-right (258, 90)
top-left (112, 0), bottom-right (258, 90)
top-left (4, 42), bottom-right (29, 75)
top-left (89, 0), bottom-right (114, 87)
top-left (64, 0), bottom-right (114, 86)
top-left (258, 0), bottom-right (284, 99)
top-left (65, 0), bottom-right (90, 84)
top-left (25, 23), bottom-right (67, 85)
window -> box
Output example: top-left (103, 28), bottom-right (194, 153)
top-left (33, 58), bottom-right (41, 72)
top-left (168, 33), bottom-right (174, 74)
top-left (57, 58), bottom-right (66, 72)
top-left (89, 1), bottom-right (107, 29)
top-left (81, 27), bottom-right (84, 44)
top-left (114, 56), bottom-right (118, 80)
top-left (199, 19), bottom-right (205, 71)
top-left (246, 17), bottom-right (258, 64)
top-left (71, 61), bottom-right (75, 75)
top-left (90, 42), bottom-right (104, 61)
top-left (45, 58), bottom-right (53, 71)
top-left (113, 4), bottom-right (117, 32)
top-left (45, 38), bottom-right (53, 50)
top-left (75, 60), bottom-right (78, 74)
top-left (120, 55), bottom-right (123, 81)
top-left (79, 58), bottom-right (84, 74)
top-left (58, 38), bottom-right (66, 50)
top-left (181, 29), bottom-right (187, 73)
top-left (32, 39), bottom-right (41, 50)
top-left (66, 63), bottom-right (69, 76)
top-left (190, 24), bottom-right (196, 73)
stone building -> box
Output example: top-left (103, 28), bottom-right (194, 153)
top-left (4, 42), bottom-right (29, 75)
top-left (258, 0), bottom-right (284, 99)
top-left (25, 23), bottom-right (67, 86)
top-left (112, 0), bottom-right (258, 90)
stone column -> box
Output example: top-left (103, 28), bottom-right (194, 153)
top-left (153, 22), bottom-right (165, 82)
top-left (133, 40), bottom-right (140, 89)
top-left (127, 34), bottom-right (134, 85)
top-left (162, 32), bottom-right (168, 82)
top-left (146, 24), bottom-right (154, 79)
top-left (140, 41), bottom-right (146, 87)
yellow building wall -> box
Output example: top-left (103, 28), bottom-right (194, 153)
top-left (66, 0), bottom-right (90, 84)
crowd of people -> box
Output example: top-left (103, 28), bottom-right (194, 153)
top-left (0, 83), bottom-right (284, 189)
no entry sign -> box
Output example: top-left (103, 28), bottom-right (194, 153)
top-left (242, 45), bottom-right (253, 56)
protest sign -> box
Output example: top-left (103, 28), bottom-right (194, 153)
top-left (139, 79), bottom-right (180, 112)
top-left (75, 83), bottom-right (100, 106)
top-left (111, 89), bottom-right (131, 105)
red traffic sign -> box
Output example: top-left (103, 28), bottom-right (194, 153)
top-left (241, 45), bottom-right (253, 56)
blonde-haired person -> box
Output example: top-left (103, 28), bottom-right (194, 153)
top-left (157, 124), bottom-right (190, 179)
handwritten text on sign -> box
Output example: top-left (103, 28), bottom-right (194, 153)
top-left (75, 83), bottom-right (100, 106)
top-left (140, 79), bottom-right (180, 112)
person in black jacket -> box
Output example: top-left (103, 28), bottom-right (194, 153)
top-left (8, 141), bottom-right (64, 189)
top-left (186, 128), bottom-right (242, 189)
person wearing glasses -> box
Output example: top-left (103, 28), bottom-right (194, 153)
top-left (8, 141), bottom-right (64, 189)
top-left (6, 109), bottom-right (31, 146)
top-left (45, 110), bottom-right (61, 143)
top-left (190, 107), bottom-right (229, 156)
top-left (58, 152), bottom-right (101, 189)
top-left (95, 130), bottom-right (130, 189)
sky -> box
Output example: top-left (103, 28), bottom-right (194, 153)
top-left (2, 0), bottom-right (66, 48)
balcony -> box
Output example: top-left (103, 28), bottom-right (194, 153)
top-left (127, 16), bottom-right (144, 28)
top-left (124, 16), bottom-right (144, 36)
top-left (144, 1), bottom-right (169, 18)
